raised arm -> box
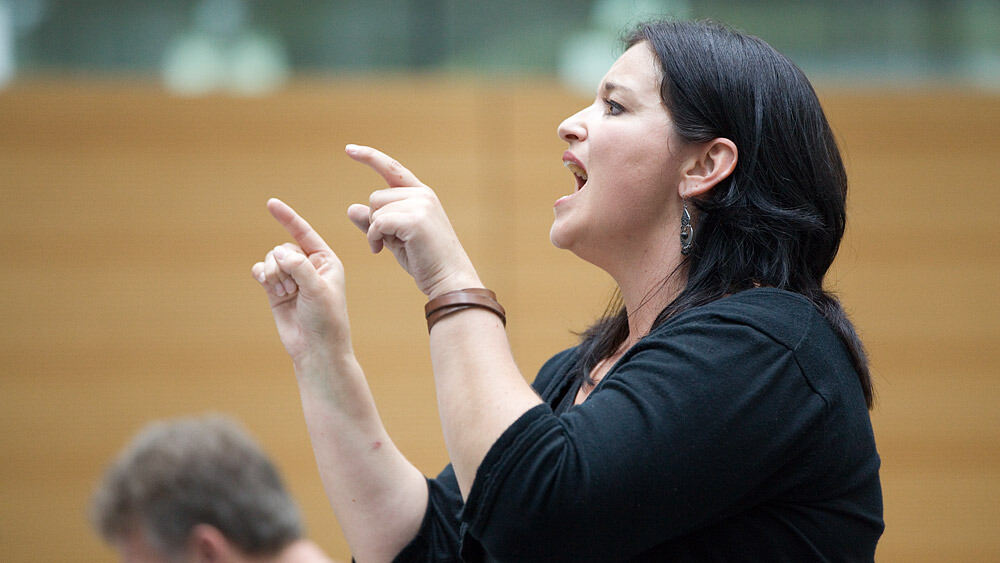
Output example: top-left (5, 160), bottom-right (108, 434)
top-left (251, 199), bottom-right (427, 562)
top-left (344, 145), bottom-right (543, 499)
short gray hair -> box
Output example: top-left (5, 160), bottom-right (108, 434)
top-left (90, 414), bottom-right (303, 557)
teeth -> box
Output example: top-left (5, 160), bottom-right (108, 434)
top-left (563, 161), bottom-right (588, 181)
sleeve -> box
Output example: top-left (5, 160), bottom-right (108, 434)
top-left (392, 466), bottom-right (464, 562)
top-left (458, 310), bottom-right (829, 562)
top-left (392, 348), bottom-right (579, 562)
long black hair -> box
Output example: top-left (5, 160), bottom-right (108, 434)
top-left (575, 20), bottom-right (874, 409)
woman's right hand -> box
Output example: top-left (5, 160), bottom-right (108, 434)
top-left (251, 198), bottom-right (352, 365)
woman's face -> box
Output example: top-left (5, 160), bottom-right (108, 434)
top-left (552, 42), bottom-right (687, 268)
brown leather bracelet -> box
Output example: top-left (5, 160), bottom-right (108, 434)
top-left (425, 288), bottom-right (506, 332)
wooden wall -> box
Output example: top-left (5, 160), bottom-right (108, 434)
top-left (1, 78), bottom-right (997, 561)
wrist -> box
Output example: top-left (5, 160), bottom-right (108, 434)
top-left (292, 345), bottom-right (358, 378)
top-left (426, 273), bottom-right (484, 301)
top-left (425, 287), bottom-right (506, 332)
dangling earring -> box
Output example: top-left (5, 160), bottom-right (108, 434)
top-left (680, 202), bottom-right (694, 256)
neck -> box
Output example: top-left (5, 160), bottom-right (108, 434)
top-left (271, 539), bottom-right (333, 563)
top-left (609, 244), bottom-right (686, 350)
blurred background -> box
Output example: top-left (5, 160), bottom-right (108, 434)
top-left (1, 0), bottom-right (998, 561)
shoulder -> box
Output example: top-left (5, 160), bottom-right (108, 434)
top-left (656, 287), bottom-right (820, 351)
top-left (616, 289), bottom-right (818, 391)
top-left (636, 288), bottom-right (858, 408)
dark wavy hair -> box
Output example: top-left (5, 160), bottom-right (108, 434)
top-left (575, 20), bottom-right (873, 408)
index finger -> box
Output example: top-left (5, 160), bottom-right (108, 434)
top-left (345, 144), bottom-right (424, 188)
top-left (266, 198), bottom-right (332, 255)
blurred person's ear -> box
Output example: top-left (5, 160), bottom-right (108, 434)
top-left (189, 523), bottom-right (238, 562)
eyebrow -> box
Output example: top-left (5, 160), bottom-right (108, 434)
top-left (600, 81), bottom-right (633, 94)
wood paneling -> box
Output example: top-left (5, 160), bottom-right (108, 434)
top-left (1, 79), bottom-right (997, 561)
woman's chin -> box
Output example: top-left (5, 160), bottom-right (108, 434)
top-left (549, 224), bottom-right (570, 250)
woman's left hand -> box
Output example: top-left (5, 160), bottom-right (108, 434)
top-left (344, 144), bottom-right (482, 299)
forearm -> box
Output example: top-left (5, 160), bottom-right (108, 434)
top-left (339, 144), bottom-right (543, 501)
top-left (294, 350), bottom-right (428, 563)
top-left (428, 308), bottom-right (544, 499)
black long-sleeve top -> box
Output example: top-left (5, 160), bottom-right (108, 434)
top-left (394, 288), bottom-right (884, 562)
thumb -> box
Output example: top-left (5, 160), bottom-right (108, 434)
top-left (273, 246), bottom-right (323, 295)
top-left (347, 203), bottom-right (383, 253)
top-left (347, 203), bottom-right (371, 233)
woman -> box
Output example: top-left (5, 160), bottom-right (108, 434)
top-left (252, 20), bottom-right (883, 562)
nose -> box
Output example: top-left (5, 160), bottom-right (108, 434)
top-left (557, 107), bottom-right (587, 143)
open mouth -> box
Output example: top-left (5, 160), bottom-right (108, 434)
top-left (563, 160), bottom-right (588, 191)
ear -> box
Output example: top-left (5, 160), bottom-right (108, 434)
top-left (188, 524), bottom-right (236, 562)
top-left (679, 137), bottom-right (738, 199)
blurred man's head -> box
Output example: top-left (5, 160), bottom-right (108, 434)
top-left (91, 414), bottom-right (332, 563)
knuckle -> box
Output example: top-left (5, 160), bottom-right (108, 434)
top-left (416, 197), bottom-right (434, 213)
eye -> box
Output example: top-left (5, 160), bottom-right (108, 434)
top-left (603, 98), bottom-right (625, 116)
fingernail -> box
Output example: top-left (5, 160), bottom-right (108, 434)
top-left (273, 246), bottom-right (286, 259)
top-left (282, 278), bottom-right (297, 294)
top-left (345, 144), bottom-right (358, 155)
top-left (273, 283), bottom-right (286, 297)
